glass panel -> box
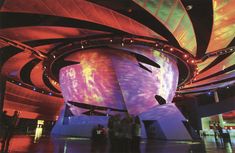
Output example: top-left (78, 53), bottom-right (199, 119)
top-left (146, 0), bottom-right (161, 14)
top-left (157, 0), bottom-right (174, 22)
top-left (167, 2), bottom-right (185, 31)
top-left (206, 0), bottom-right (235, 53)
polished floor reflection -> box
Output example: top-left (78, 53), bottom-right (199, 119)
top-left (1, 135), bottom-right (234, 153)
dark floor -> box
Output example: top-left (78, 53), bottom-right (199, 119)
top-left (1, 135), bottom-right (234, 153)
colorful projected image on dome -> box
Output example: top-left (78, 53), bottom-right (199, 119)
top-left (59, 48), bottom-right (178, 115)
top-left (111, 49), bottom-right (178, 115)
top-left (59, 50), bottom-right (125, 110)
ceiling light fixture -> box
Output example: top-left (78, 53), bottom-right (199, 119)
top-left (184, 54), bottom-right (188, 58)
top-left (186, 5), bottom-right (193, 10)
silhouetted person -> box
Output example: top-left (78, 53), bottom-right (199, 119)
top-left (1, 111), bottom-right (19, 153)
top-left (108, 116), bottom-right (115, 152)
top-left (110, 114), bottom-right (121, 153)
top-left (217, 124), bottom-right (224, 146)
top-left (91, 124), bottom-right (107, 153)
top-left (213, 123), bottom-right (218, 142)
top-left (1, 111), bottom-right (9, 153)
top-left (120, 116), bottom-right (132, 153)
top-left (131, 116), bottom-right (142, 153)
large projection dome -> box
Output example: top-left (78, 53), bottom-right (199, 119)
top-left (59, 47), bottom-right (178, 115)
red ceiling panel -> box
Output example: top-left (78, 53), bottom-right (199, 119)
top-left (0, 0), bottom-right (164, 40)
top-left (3, 82), bottom-right (63, 119)
top-left (0, 26), bottom-right (109, 44)
top-left (1, 52), bottom-right (34, 80)
top-left (30, 62), bottom-right (50, 91)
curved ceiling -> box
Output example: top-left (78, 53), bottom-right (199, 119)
top-left (133, 0), bottom-right (197, 55)
top-left (0, 0), bottom-right (235, 118)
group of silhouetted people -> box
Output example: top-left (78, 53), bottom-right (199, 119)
top-left (212, 123), bottom-right (232, 147)
top-left (91, 115), bottom-right (142, 153)
top-left (213, 123), bottom-right (223, 144)
top-left (213, 123), bottom-right (233, 147)
top-left (0, 111), bottom-right (20, 153)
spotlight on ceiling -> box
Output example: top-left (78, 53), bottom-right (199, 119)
top-left (207, 92), bottom-right (212, 95)
top-left (183, 54), bottom-right (188, 58)
top-left (186, 5), bottom-right (193, 10)
top-left (127, 8), bottom-right (132, 13)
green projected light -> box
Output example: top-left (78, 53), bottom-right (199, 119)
top-left (134, 0), bottom-right (197, 56)
top-left (206, 0), bottom-right (235, 53)
top-left (197, 56), bottom-right (217, 72)
top-left (196, 52), bottom-right (235, 81)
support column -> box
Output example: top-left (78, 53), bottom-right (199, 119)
top-left (0, 75), bottom-right (6, 112)
top-left (213, 90), bottom-right (224, 127)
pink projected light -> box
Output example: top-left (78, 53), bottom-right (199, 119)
top-left (59, 48), bottom-right (179, 115)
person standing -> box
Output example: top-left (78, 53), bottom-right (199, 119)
top-left (1, 111), bottom-right (20, 153)
top-left (1, 111), bottom-right (9, 152)
top-left (213, 123), bottom-right (218, 142)
top-left (108, 116), bottom-right (115, 152)
top-left (120, 116), bottom-right (133, 153)
top-left (111, 114), bottom-right (121, 153)
top-left (91, 124), bottom-right (107, 153)
top-left (131, 116), bottom-right (142, 153)
top-left (217, 124), bottom-right (224, 146)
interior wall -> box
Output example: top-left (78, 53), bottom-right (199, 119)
top-left (140, 103), bottom-right (192, 140)
top-left (3, 81), bottom-right (64, 120)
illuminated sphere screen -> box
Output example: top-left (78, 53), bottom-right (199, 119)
top-left (59, 47), bottom-right (179, 115)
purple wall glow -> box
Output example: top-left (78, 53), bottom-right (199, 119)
top-left (59, 48), bottom-right (178, 115)
top-left (111, 49), bottom-right (178, 114)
